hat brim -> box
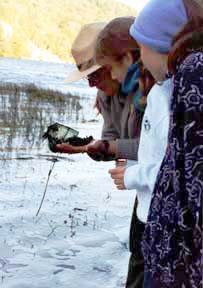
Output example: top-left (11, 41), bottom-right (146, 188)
top-left (65, 64), bottom-right (101, 84)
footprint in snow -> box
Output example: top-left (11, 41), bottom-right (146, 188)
top-left (53, 264), bottom-right (76, 275)
top-left (0, 258), bottom-right (28, 273)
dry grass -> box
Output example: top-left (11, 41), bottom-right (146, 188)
top-left (0, 83), bottom-right (79, 103)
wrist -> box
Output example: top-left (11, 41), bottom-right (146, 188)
top-left (107, 141), bottom-right (117, 155)
top-left (80, 145), bottom-right (88, 153)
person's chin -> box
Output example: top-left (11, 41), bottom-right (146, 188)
top-left (116, 77), bottom-right (123, 84)
top-left (96, 85), bottom-right (107, 93)
top-left (103, 88), bottom-right (115, 96)
top-left (104, 90), bottom-right (113, 96)
top-left (152, 73), bottom-right (162, 83)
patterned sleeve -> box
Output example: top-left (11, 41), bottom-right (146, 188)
top-left (141, 52), bottom-right (203, 287)
top-left (174, 52), bottom-right (203, 253)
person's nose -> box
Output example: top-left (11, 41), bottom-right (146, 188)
top-left (88, 78), bottom-right (96, 87)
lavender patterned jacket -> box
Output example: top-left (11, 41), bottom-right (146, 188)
top-left (142, 51), bottom-right (203, 287)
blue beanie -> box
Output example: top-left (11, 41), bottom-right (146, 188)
top-left (130, 0), bottom-right (188, 53)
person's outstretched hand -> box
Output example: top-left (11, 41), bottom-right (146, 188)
top-left (53, 143), bottom-right (87, 154)
top-left (54, 140), bottom-right (101, 154)
top-left (52, 139), bottom-right (115, 159)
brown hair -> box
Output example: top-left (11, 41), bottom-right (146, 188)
top-left (95, 17), bottom-right (155, 103)
top-left (183, 0), bottom-right (203, 21)
top-left (95, 17), bottom-right (139, 64)
top-left (168, 0), bottom-right (203, 74)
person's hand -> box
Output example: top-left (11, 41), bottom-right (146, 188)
top-left (109, 166), bottom-right (126, 190)
top-left (87, 140), bottom-right (116, 155)
top-left (53, 143), bottom-right (87, 154)
top-left (86, 140), bottom-right (106, 154)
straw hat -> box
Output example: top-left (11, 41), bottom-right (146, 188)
top-left (65, 22), bottom-right (107, 83)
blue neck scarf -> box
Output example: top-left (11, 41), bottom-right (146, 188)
top-left (121, 62), bottom-right (145, 112)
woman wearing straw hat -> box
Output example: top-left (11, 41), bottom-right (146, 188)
top-left (55, 21), bottom-right (154, 163)
top-left (65, 22), bottom-right (119, 98)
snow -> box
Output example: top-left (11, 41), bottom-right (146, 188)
top-left (0, 125), bottom-right (136, 287)
top-left (0, 57), bottom-right (97, 98)
top-left (0, 58), bottom-right (137, 287)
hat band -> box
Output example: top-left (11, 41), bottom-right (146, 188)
top-left (77, 58), bottom-right (96, 72)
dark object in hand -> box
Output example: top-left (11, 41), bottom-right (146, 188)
top-left (43, 122), bottom-right (93, 151)
top-left (68, 135), bottom-right (93, 146)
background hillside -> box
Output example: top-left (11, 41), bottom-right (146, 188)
top-left (0, 0), bottom-right (135, 62)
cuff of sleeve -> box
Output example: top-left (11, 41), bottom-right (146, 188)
top-left (116, 139), bottom-right (138, 160)
top-left (124, 165), bottom-right (138, 190)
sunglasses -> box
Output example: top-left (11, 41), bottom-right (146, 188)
top-left (86, 66), bottom-right (111, 83)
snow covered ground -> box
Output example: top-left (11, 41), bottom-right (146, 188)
top-left (0, 57), bottom-right (97, 98)
top-left (0, 58), bottom-right (137, 288)
top-left (0, 124), bottom-right (136, 288)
